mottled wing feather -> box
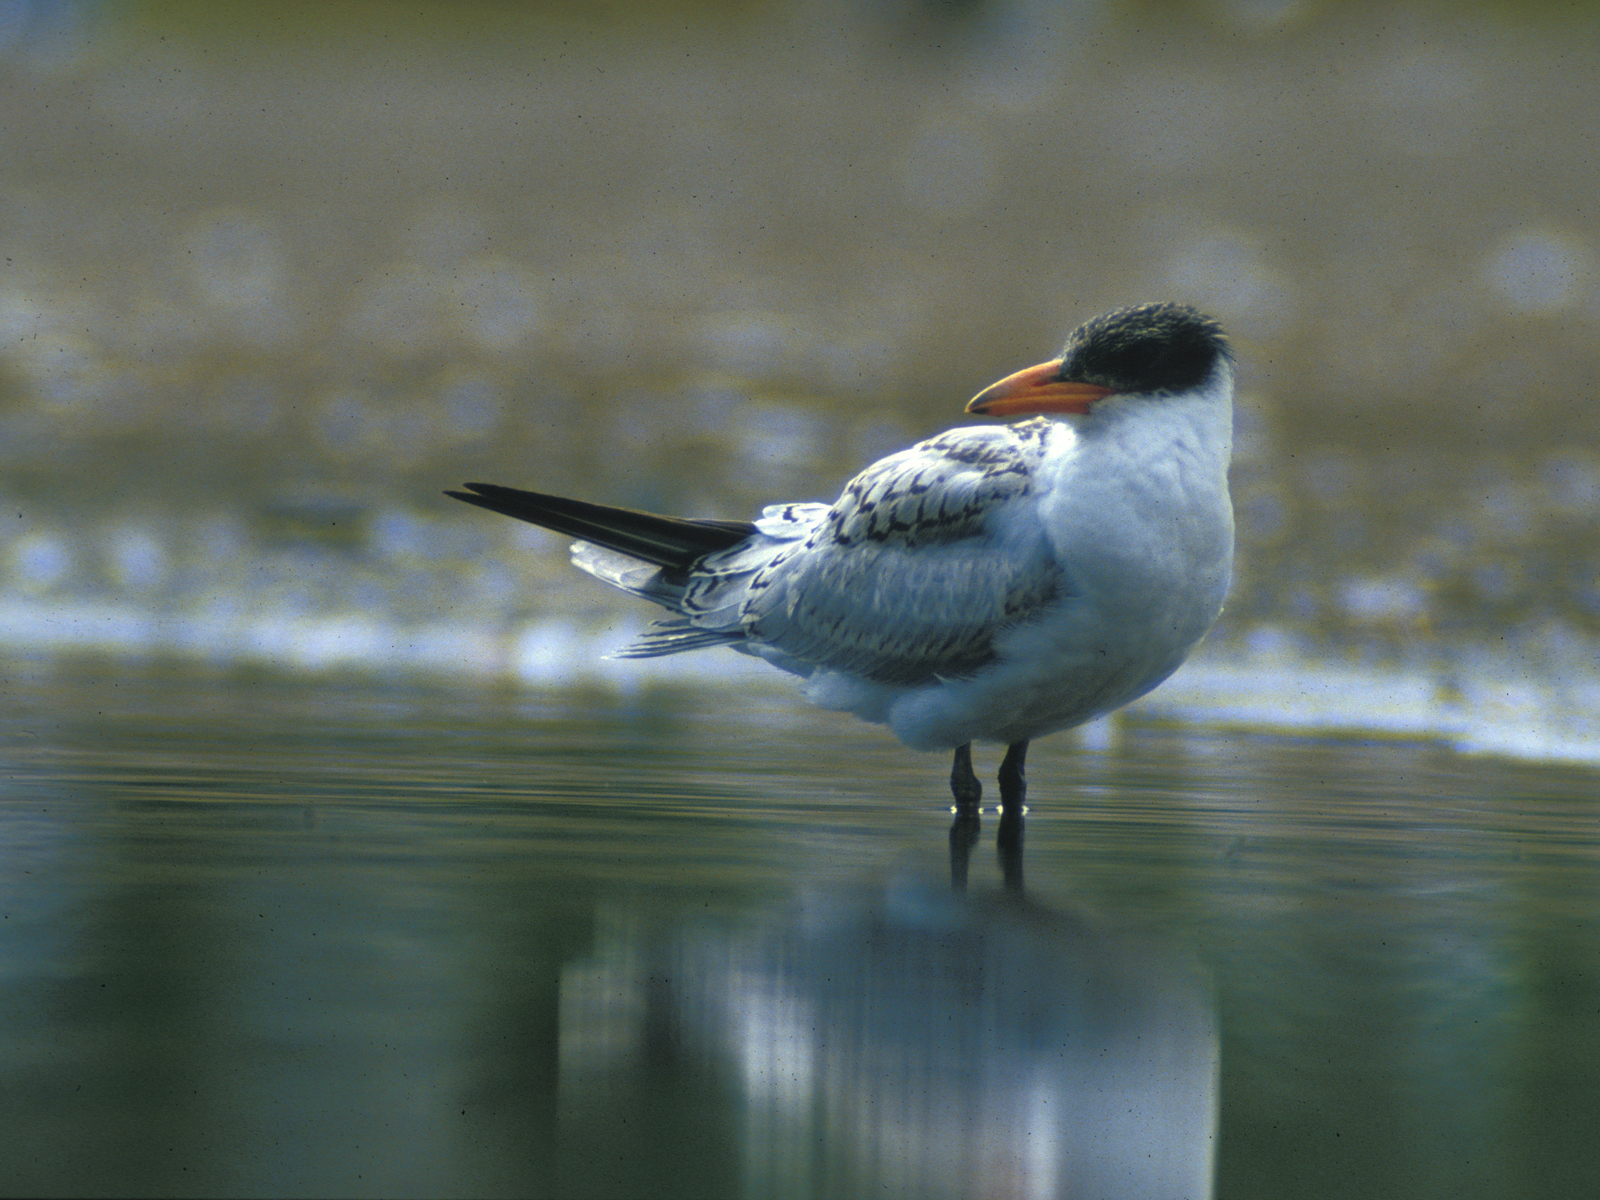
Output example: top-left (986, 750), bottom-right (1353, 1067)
top-left (603, 504), bottom-right (829, 658)
top-left (820, 423), bottom-right (1045, 547)
top-left (727, 419), bottom-right (1069, 685)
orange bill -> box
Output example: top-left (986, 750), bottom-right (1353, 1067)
top-left (965, 359), bottom-right (1114, 417)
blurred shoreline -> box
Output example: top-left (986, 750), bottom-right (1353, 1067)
top-left (4, 2), bottom-right (1598, 767)
top-left (5, 605), bottom-right (1598, 768)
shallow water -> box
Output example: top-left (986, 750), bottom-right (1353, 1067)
top-left (2, 661), bottom-right (1598, 1198)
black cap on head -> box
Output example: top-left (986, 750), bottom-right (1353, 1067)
top-left (1059, 303), bottom-right (1231, 395)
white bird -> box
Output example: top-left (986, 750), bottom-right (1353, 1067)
top-left (449, 302), bottom-right (1234, 833)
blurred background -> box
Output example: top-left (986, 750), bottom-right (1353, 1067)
top-left (6, 6), bottom-right (1600, 1198)
top-left (2, 0), bottom-right (1598, 751)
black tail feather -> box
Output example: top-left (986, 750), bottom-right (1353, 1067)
top-left (446, 483), bottom-right (756, 570)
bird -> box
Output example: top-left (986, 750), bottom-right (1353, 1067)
top-left (448, 302), bottom-right (1234, 876)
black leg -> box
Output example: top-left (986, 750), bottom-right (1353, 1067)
top-left (997, 741), bottom-right (1027, 812)
top-left (996, 741), bottom-right (1027, 892)
top-left (950, 742), bottom-right (982, 813)
top-left (949, 743), bottom-right (981, 892)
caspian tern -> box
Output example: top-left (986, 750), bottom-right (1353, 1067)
top-left (449, 303), bottom-right (1233, 839)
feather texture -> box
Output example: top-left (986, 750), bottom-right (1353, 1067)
top-left (713, 420), bottom-right (1069, 684)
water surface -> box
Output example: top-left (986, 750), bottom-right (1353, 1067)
top-left (2, 662), bottom-right (1597, 1197)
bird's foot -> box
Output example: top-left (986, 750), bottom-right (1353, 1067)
top-left (949, 743), bottom-right (983, 891)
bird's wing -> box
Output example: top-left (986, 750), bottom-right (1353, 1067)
top-left (719, 419), bottom-right (1073, 685)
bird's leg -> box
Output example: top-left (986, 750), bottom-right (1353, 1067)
top-left (949, 743), bottom-right (981, 892)
top-left (997, 741), bottom-right (1027, 811)
top-left (951, 742), bottom-right (983, 813)
top-left (996, 741), bottom-right (1027, 892)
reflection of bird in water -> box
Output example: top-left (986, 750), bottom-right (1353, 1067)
top-left (558, 879), bottom-right (1220, 1199)
top-left (451, 303), bottom-right (1234, 886)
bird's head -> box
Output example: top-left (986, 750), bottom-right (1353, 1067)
top-left (965, 303), bottom-right (1232, 418)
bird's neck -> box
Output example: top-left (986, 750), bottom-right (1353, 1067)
top-left (1078, 369), bottom-right (1234, 469)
